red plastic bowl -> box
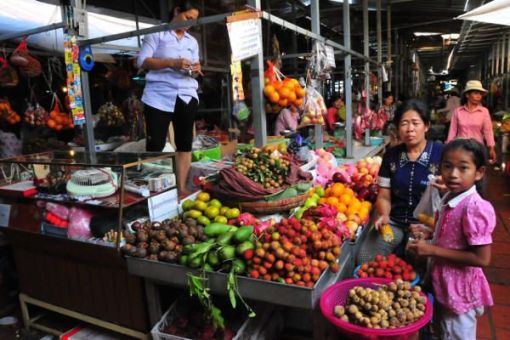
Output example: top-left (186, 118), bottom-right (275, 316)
top-left (320, 278), bottom-right (433, 340)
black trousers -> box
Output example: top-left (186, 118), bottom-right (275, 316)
top-left (144, 97), bottom-right (198, 152)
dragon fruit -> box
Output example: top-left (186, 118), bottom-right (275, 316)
top-left (302, 204), bottom-right (351, 241)
top-left (233, 213), bottom-right (257, 227)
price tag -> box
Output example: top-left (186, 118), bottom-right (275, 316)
top-left (227, 19), bottom-right (262, 61)
top-left (0, 204), bottom-right (11, 227)
top-left (148, 189), bottom-right (178, 222)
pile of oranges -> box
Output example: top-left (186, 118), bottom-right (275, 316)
top-left (263, 78), bottom-right (306, 108)
top-left (47, 104), bottom-right (74, 131)
top-left (318, 182), bottom-right (372, 226)
top-left (0, 100), bottom-right (21, 125)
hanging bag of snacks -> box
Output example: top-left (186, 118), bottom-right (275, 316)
top-left (97, 102), bottom-right (125, 127)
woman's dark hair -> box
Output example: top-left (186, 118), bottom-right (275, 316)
top-left (441, 138), bottom-right (487, 170)
top-left (329, 95), bottom-right (343, 107)
top-left (170, 0), bottom-right (199, 19)
top-left (383, 92), bottom-right (393, 99)
top-left (393, 99), bottom-right (430, 126)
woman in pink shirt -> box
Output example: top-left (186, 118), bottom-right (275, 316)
top-left (446, 80), bottom-right (496, 164)
top-left (274, 105), bottom-right (301, 136)
top-left (408, 139), bottom-right (495, 340)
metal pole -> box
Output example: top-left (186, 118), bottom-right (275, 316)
top-left (261, 12), bottom-right (379, 65)
top-left (363, 0), bottom-right (371, 147)
top-left (80, 71), bottom-right (96, 157)
top-left (495, 41), bottom-right (500, 76)
top-left (78, 12), bottom-right (232, 46)
top-left (248, 0), bottom-right (266, 148)
top-left (311, 0), bottom-right (320, 35)
top-left (394, 29), bottom-right (399, 101)
top-left (386, 1), bottom-right (392, 92)
top-left (344, 0), bottom-right (353, 158)
top-left (311, 0), bottom-right (323, 150)
top-left (0, 23), bottom-right (65, 42)
top-left (376, 0), bottom-right (383, 108)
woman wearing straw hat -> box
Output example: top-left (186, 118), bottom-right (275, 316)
top-left (446, 80), bottom-right (496, 164)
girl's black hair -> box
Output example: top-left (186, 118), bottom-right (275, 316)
top-left (170, 0), bottom-right (199, 19)
top-left (383, 91), bottom-right (394, 99)
top-left (393, 99), bottom-right (430, 126)
top-left (441, 138), bottom-right (487, 169)
top-left (328, 95), bottom-right (343, 107)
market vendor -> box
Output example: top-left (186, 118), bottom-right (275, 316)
top-left (137, 0), bottom-right (201, 197)
top-left (326, 95), bottom-right (346, 132)
top-left (357, 99), bottom-right (444, 263)
top-left (274, 104), bottom-right (302, 136)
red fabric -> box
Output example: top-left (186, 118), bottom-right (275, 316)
top-left (326, 107), bottom-right (338, 131)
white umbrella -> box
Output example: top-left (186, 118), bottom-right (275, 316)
top-left (456, 0), bottom-right (510, 26)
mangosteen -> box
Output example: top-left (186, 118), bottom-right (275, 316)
top-left (137, 241), bottom-right (149, 249)
top-left (134, 247), bottom-right (147, 258)
top-left (149, 230), bottom-right (159, 239)
top-left (161, 239), bottom-right (176, 250)
top-left (142, 221), bottom-right (152, 230)
top-left (199, 233), bottom-right (208, 242)
top-left (182, 235), bottom-right (196, 245)
top-left (149, 241), bottom-right (161, 254)
top-left (136, 230), bottom-right (149, 242)
top-left (179, 223), bottom-right (189, 234)
top-left (164, 251), bottom-right (178, 263)
top-left (165, 227), bottom-right (179, 238)
top-left (188, 225), bottom-right (199, 237)
top-left (185, 218), bottom-right (197, 228)
top-left (158, 250), bottom-right (168, 261)
top-left (121, 243), bottom-right (135, 255)
top-left (131, 221), bottom-right (143, 231)
top-left (156, 230), bottom-right (167, 242)
top-left (148, 254), bottom-right (158, 261)
top-left (175, 244), bottom-right (183, 253)
top-left (152, 221), bottom-right (162, 230)
top-left (124, 232), bottom-right (136, 245)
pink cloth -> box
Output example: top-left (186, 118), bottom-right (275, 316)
top-left (274, 108), bottom-right (299, 136)
top-left (431, 187), bottom-right (495, 315)
top-left (446, 105), bottom-right (495, 147)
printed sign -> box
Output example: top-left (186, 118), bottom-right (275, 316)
top-left (227, 19), bottom-right (262, 62)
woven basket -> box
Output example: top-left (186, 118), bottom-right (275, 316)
top-left (230, 192), bottom-right (307, 214)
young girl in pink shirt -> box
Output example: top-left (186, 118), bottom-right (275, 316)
top-left (408, 138), bottom-right (495, 340)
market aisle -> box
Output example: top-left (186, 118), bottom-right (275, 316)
top-left (476, 168), bottom-right (510, 340)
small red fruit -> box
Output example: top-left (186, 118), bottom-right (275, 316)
top-left (252, 256), bottom-right (262, 264)
top-left (296, 281), bottom-right (306, 287)
top-left (275, 260), bottom-right (284, 270)
top-left (250, 270), bottom-right (260, 279)
top-left (285, 263), bottom-right (295, 272)
top-left (330, 263), bottom-right (339, 273)
top-left (263, 261), bottom-right (272, 269)
top-left (243, 249), bottom-right (254, 261)
top-left (360, 272), bottom-right (368, 278)
top-left (375, 268), bottom-right (385, 277)
top-left (258, 267), bottom-right (267, 275)
top-left (375, 255), bottom-right (384, 262)
top-left (285, 278), bottom-right (294, 284)
top-left (263, 274), bottom-right (271, 281)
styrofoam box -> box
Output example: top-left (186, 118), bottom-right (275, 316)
top-left (151, 299), bottom-right (250, 340)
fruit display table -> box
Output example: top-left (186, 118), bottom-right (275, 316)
top-left (336, 137), bottom-right (390, 165)
top-left (126, 237), bottom-right (354, 326)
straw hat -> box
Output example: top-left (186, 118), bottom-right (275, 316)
top-left (463, 80), bottom-right (487, 94)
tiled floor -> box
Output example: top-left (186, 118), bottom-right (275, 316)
top-left (477, 168), bottom-right (510, 339)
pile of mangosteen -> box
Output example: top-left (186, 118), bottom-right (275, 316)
top-left (121, 218), bottom-right (207, 262)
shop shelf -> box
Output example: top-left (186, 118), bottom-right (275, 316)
top-left (127, 245), bottom-right (352, 310)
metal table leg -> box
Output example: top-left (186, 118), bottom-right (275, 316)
top-left (144, 279), bottom-right (163, 326)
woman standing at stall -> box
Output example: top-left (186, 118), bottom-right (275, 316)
top-left (137, 0), bottom-right (201, 197)
top-left (446, 80), bottom-right (496, 164)
top-left (357, 99), bottom-right (444, 263)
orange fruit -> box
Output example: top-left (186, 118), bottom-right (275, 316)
top-left (346, 206), bottom-right (358, 217)
top-left (264, 84), bottom-right (275, 97)
top-left (325, 187), bottom-right (332, 196)
top-left (278, 87), bottom-right (290, 99)
top-left (47, 119), bottom-right (56, 129)
top-left (331, 183), bottom-right (345, 197)
top-left (344, 188), bottom-right (355, 197)
top-left (294, 98), bottom-right (303, 107)
top-left (335, 202), bottom-right (347, 213)
top-left (287, 91), bottom-right (297, 102)
top-left (272, 81), bottom-right (282, 90)
top-left (296, 87), bottom-right (306, 98)
top-left (318, 198), bottom-right (327, 205)
top-left (361, 201), bottom-right (372, 210)
top-left (269, 92), bottom-right (280, 104)
top-left (278, 98), bottom-right (289, 107)
top-left (350, 199), bottom-right (362, 211)
top-left (339, 193), bottom-right (352, 206)
top-left (326, 196), bottom-right (339, 206)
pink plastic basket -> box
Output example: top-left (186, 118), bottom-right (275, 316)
top-left (320, 278), bottom-right (433, 340)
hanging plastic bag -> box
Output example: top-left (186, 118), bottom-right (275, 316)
top-left (309, 41), bottom-right (335, 80)
top-left (10, 38), bottom-right (42, 77)
top-left (232, 101), bottom-right (250, 121)
top-left (413, 174), bottom-right (442, 229)
top-left (68, 207), bottom-right (93, 239)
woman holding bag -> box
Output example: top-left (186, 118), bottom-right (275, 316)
top-left (357, 99), bottom-right (445, 263)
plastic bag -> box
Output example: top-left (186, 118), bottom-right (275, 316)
top-left (67, 207), bottom-right (93, 239)
top-left (45, 203), bottom-right (70, 221)
top-left (413, 175), bottom-right (441, 228)
top-left (309, 41), bottom-right (335, 80)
